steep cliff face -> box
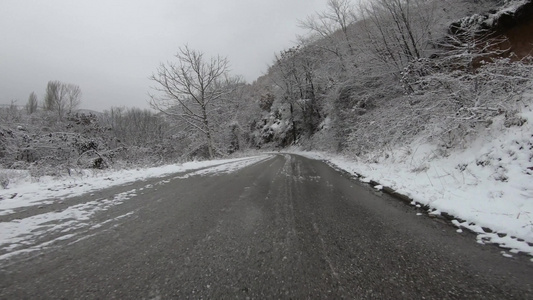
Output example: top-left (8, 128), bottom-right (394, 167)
top-left (449, 0), bottom-right (533, 60)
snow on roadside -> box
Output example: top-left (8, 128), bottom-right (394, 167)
top-left (295, 108), bottom-right (533, 259)
top-left (0, 155), bottom-right (271, 216)
top-left (174, 155), bottom-right (272, 178)
top-left (0, 154), bottom-right (273, 262)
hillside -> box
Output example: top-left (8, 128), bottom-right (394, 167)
top-left (240, 0), bottom-right (533, 256)
top-left (245, 0), bottom-right (533, 153)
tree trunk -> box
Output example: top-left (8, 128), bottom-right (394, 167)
top-left (202, 107), bottom-right (214, 159)
top-left (290, 103), bottom-right (297, 143)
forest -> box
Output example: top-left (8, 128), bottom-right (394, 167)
top-left (1, 0), bottom-right (532, 184)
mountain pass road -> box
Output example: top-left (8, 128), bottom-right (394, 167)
top-left (1, 154), bottom-right (532, 299)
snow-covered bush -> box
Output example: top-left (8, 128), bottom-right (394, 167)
top-left (0, 169), bottom-right (28, 189)
top-left (0, 171), bottom-right (10, 189)
top-left (401, 56), bottom-right (533, 149)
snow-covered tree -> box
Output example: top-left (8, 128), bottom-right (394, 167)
top-left (26, 92), bottom-right (38, 115)
top-left (43, 81), bottom-right (82, 120)
top-left (150, 46), bottom-right (236, 159)
top-left (357, 0), bottom-right (440, 71)
top-left (299, 0), bottom-right (358, 73)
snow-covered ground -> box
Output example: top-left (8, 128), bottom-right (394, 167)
top-left (0, 155), bottom-right (272, 262)
top-left (294, 107), bottom-right (533, 260)
top-left (0, 156), bottom-right (269, 216)
top-left (3, 109), bottom-right (533, 262)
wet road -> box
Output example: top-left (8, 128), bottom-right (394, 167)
top-left (1, 154), bottom-right (532, 299)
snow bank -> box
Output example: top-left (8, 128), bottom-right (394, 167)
top-left (0, 155), bottom-right (273, 261)
top-left (295, 106), bottom-right (533, 258)
top-left (0, 156), bottom-right (269, 216)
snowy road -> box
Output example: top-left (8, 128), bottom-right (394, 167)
top-left (1, 154), bottom-right (532, 298)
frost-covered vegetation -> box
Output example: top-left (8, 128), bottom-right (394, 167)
top-left (0, 104), bottom-right (182, 181)
top-left (248, 0), bottom-right (533, 156)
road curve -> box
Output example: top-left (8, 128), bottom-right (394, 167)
top-left (1, 154), bottom-right (532, 299)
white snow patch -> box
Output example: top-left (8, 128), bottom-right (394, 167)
top-left (174, 155), bottom-right (272, 179)
top-left (0, 190), bottom-right (138, 258)
top-left (292, 106), bottom-right (533, 256)
top-left (0, 155), bottom-right (272, 215)
top-left (501, 251), bottom-right (513, 258)
top-left (0, 155), bottom-right (273, 262)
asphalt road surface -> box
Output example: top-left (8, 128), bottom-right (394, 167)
top-left (1, 154), bottom-right (532, 299)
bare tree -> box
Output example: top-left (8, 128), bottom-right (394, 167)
top-left (357, 0), bottom-right (439, 71)
top-left (65, 84), bottom-right (82, 114)
top-left (299, 0), bottom-right (357, 72)
top-left (149, 46), bottom-right (231, 159)
top-left (44, 81), bottom-right (82, 120)
top-left (0, 100), bottom-right (21, 124)
top-left (44, 81), bottom-right (61, 112)
top-left (26, 92), bottom-right (38, 114)
top-left (101, 106), bottom-right (169, 147)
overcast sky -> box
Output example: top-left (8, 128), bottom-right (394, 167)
top-left (0, 0), bottom-right (328, 111)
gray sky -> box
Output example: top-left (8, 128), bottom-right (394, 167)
top-left (0, 0), bottom-right (327, 111)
